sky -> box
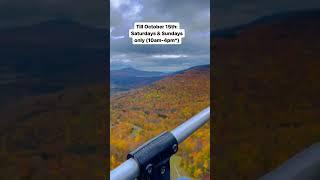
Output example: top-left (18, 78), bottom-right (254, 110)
top-left (1, 0), bottom-right (320, 71)
top-left (1, 0), bottom-right (320, 29)
top-left (110, 0), bottom-right (210, 72)
top-left (111, 0), bottom-right (319, 71)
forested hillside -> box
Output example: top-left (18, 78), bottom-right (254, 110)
top-left (110, 65), bottom-right (210, 179)
top-left (213, 10), bottom-right (320, 179)
top-left (0, 85), bottom-right (107, 179)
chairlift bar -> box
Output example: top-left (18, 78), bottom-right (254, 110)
top-left (110, 106), bottom-right (211, 180)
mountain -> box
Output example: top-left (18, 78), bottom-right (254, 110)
top-left (212, 9), bottom-right (320, 38)
top-left (110, 66), bottom-right (210, 95)
top-left (110, 68), bottom-right (167, 94)
top-left (111, 67), bottom-right (166, 77)
top-left (0, 64), bottom-right (210, 179)
top-left (0, 19), bottom-right (107, 106)
top-left (0, 19), bottom-right (106, 48)
top-left (171, 65), bottom-right (210, 75)
top-left (213, 10), bottom-right (320, 179)
top-left (110, 65), bottom-right (210, 178)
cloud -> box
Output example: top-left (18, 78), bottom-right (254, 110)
top-left (2, 0), bottom-right (320, 30)
top-left (111, 35), bottom-right (125, 40)
top-left (110, 0), bottom-right (320, 71)
top-left (110, 0), bottom-right (130, 9)
top-left (152, 54), bottom-right (188, 59)
top-left (110, 27), bottom-right (125, 39)
top-left (110, 54), bottom-right (132, 64)
top-left (110, 0), bottom-right (210, 71)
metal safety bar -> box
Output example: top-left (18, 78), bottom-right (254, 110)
top-left (260, 143), bottom-right (320, 180)
top-left (110, 107), bottom-right (211, 180)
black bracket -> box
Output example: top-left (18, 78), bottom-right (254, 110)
top-left (127, 131), bottom-right (178, 180)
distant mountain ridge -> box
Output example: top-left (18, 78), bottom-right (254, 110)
top-left (171, 64), bottom-right (210, 75)
top-left (213, 9), bottom-right (320, 38)
top-left (111, 67), bottom-right (166, 77)
top-left (0, 18), bottom-right (107, 106)
top-left (110, 65), bottom-right (209, 95)
top-left (110, 67), bottom-right (167, 94)
top-left (0, 18), bottom-right (107, 48)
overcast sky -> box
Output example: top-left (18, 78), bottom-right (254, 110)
top-left (1, 0), bottom-right (319, 29)
top-left (1, 0), bottom-right (320, 71)
top-left (110, 0), bottom-right (210, 72)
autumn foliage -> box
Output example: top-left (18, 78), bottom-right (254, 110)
top-left (110, 66), bottom-right (210, 178)
top-left (213, 11), bottom-right (320, 179)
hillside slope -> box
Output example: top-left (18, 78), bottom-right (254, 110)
top-left (111, 65), bottom-right (210, 179)
top-left (0, 85), bottom-right (107, 180)
top-left (213, 10), bottom-right (320, 179)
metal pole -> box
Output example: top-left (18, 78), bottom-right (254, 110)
top-left (171, 107), bottom-right (210, 143)
top-left (110, 158), bottom-right (140, 180)
top-left (110, 106), bottom-right (211, 180)
top-left (260, 143), bottom-right (320, 180)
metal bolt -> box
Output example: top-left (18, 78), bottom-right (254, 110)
top-left (146, 164), bottom-right (153, 174)
top-left (160, 166), bottom-right (166, 175)
top-left (172, 144), bottom-right (178, 153)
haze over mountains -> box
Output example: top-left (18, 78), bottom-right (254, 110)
top-left (111, 67), bottom-right (166, 77)
top-left (110, 66), bottom-right (212, 95)
top-left (110, 67), bottom-right (168, 94)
